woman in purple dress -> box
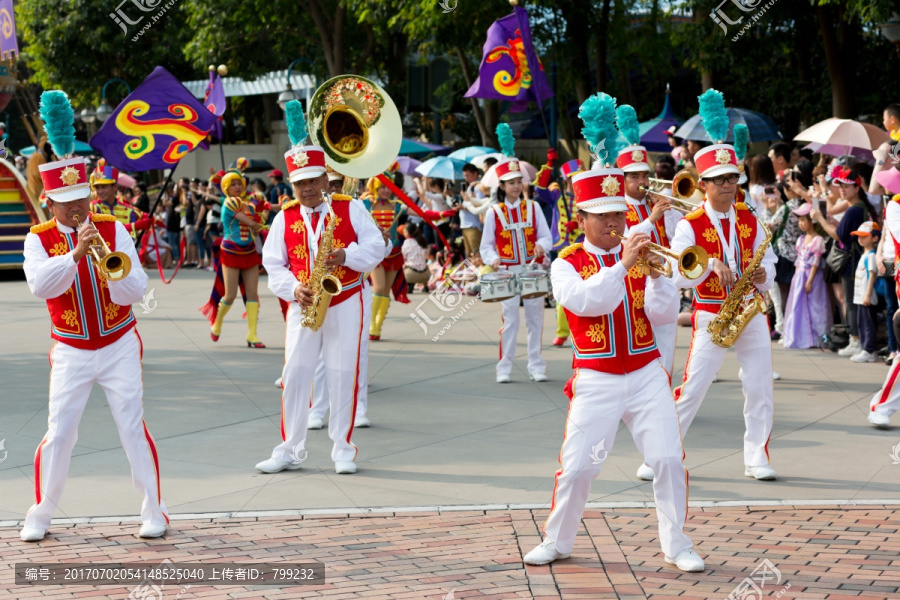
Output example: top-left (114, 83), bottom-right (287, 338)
top-left (784, 203), bottom-right (832, 348)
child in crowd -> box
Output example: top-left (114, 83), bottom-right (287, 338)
top-left (851, 221), bottom-right (881, 363)
top-left (783, 203), bottom-right (831, 348)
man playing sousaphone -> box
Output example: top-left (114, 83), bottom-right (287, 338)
top-left (256, 92), bottom-right (386, 476)
top-left (635, 90), bottom-right (778, 482)
top-left (21, 91), bottom-right (168, 542)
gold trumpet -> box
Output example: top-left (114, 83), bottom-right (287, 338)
top-left (72, 214), bottom-right (131, 281)
top-left (611, 231), bottom-right (708, 280)
top-left (640, 170), bottom-right (701, 214)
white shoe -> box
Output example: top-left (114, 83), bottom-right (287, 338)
top-left (838, 339), bottom-right (862, 357)
top-left (139, 523), bottom-right (166, 539)
top-left (665, 548), bottom-right (705, 572)
top-left (851, 350), bottom-right (877, 363)
top-left (335, 461), bottom-right (357, 474)
top-left (307, 416), bottom-right (324, 430)
top-left (274, 377), bottom-right (282, 388)
top-left (745, 464), bottom-right (777, 480)
top-left (255, 457), bottom-right (304, 473)
top-left (496, 373), bottom-right (511, 383)
top-left (868, 411), bottom-right (891, 428)
top-left (354, 415), bottom-right (370, 428)
top-left (773, 371), bottom-right (781, 380)
top-left (523, 539), bottom-right (569, 565)
top-left (636, 463), bottom-right (655, 481)
top-left (529, 371), bottom-right (548, 382)
top-left (20, 527), bottom-right (46, 542)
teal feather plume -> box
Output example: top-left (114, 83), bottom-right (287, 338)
top-left (496, 123), bottom-right (515, 157)
top-left (733, 124), bottom-right (749, 162)
top-left (285, 100), bottom-right (307, 147)
top-left (698, 88), bottom-right (729, 143)
top-left (579, 93), bottom-right (618, 164)
top-left (615, 105), bottom-right (641, 147)
top-left (39, 91), bottom-right (75, 158)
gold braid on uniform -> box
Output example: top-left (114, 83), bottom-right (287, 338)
top-left (557, 243), bottom-right (583, 260)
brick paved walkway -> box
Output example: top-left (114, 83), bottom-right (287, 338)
top-left (2, 505), bottom-right (899, 599)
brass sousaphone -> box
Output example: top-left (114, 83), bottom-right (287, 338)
top-left (307, 75), bottom-right (402, 180)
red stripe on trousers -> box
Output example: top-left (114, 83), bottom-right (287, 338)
top-left (142, 420), bottom-right (169, 524)
top-left (345, 292), bottom-right (365, 445)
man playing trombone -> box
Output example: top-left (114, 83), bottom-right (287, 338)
top-left (21, 94), bottom-right (168, 541)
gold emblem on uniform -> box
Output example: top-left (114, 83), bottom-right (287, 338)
top-left (715, 148), bottom-right (731, 164)
top-left (631, 150), bottom-right (643, 163)
top-left (600, 175), bottom-right (620, 197)
top-left (292, 151), bottom-right (309, 168)
top-left (508, 161), bottom-right (520, 172)
top-left (59, 166), bottom-right (80, 186)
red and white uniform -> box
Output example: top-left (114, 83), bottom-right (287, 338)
top-left (624, 194), bottom-right (679, 376)
top-left (671, 200), bottom-right (777, 468)
top-left (870, 197), bottom-right (900, 418)
top-left (479, 198), bottom-right (552, 378)
top-left (263, 196), bottom-right (384, 464)
top-left (22, 215), bottom-right (168, 531)
top-left (543, 241), bottom-right (692, 558)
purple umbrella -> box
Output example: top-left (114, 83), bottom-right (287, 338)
top-left (392, 157), bottom-right (422, 175)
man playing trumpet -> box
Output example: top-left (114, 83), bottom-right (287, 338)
top-left (21, 91), bottom-right (167, 542)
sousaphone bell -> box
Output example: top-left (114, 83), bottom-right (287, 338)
top-left (307, 75), bottom-right (402, 180)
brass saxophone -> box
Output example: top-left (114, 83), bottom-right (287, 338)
top-left (300, 191), bottom-right (344, 331)
top-left (707, 219), bottom-right (772, 348)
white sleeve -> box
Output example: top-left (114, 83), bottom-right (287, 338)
top-left (754, 221), bottom-right (778, 294)
top-left (345, 200), bottom-right (388, 273)
top-left (23, 231), bottom-right (79, 299)
top-left (550, 256), bottom-right (627, 317)
top-left (262, 211), bottom-right (298, 303)
top-left (644, 274), bottom-right (679, 327)
top-left (887, 201), bottom-right (900, 242)
top-left (480, 209), bottom-right (499, 266)
top-left (669, 219), bottom-right (710, 290)
top-left (533, 203), bottom-right (552, 252)
top-left (626, 215), bottom-right (656, 237)
top-left (106, 222), bottom-right (148, 306)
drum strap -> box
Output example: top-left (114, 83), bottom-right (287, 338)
top-left (492, 200), bottom-right (533, 232)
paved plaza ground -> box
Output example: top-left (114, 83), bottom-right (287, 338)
top-left (1, 270), bottom-right (899, 598)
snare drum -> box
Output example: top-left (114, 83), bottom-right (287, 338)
top-left (479, 271), bottom-right (518, 302)
top-left (517, 269), bottom-right (550, 299)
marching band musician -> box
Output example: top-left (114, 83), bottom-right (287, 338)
top-left (533, 155), bottom-right (585, 348)
top-left (20, 91), bottom-right (167, 542)
top-left (636, 90), bottom-right (778, 482)
top-left (90, 158), bottom-right (151, 241)
top-left (479, 153), bottom-right (552, 383)
top-left (524, 162), bottom-right (704, 573)
top-left (256, 128), bottom-right (384, 475)
top-left (615, 108), bottom-right (680, 381)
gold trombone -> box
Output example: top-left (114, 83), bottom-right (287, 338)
top-left (610, 231), bottom-right (708, 280)
top-left (639, 170), bottom-right (701, 214)
top-left (72, 214), bottom-right (131, 281)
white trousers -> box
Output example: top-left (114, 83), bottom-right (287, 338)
top-left (675, 310), bottom-right (774, 467)
top-left (871, 358), bottom-right (900, 417)
top-left (498, 294), bottom-right (546, 377)
top-left (309, 285), bottom-right (372, 421)
top-left (274, 292), bottom-right (366, 464)
top-left (655, 322), bottom-right (677, 378)
top-left (542, 362), bottom-right (692, 557)
top-left (25, 330), bottom-right (168, 530)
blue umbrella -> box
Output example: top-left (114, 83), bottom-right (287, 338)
top-left (399, 138), bottom-right (452, 156)
top-left (674, 108), bottom-right (782, 143)
top-left (414, 156), bottom-right (467, 181)
top-left (19, 140), bottom-right (94, 156)
top-left (448, 146), bottom-right (497, 161)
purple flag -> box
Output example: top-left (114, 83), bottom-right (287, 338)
top-left (464, 6), bottom-right (553, 113)
top-left (89, 66), bottom-right (218, 172)
top-left (203, 70), bottom-right (226, 140)
top-left (0, 0), bottom-right (19, 60)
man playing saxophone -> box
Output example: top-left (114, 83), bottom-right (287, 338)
top-left (638, 90), bottom-right (778, 482)
top-left (257, 138), bottom-right (384, 476)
